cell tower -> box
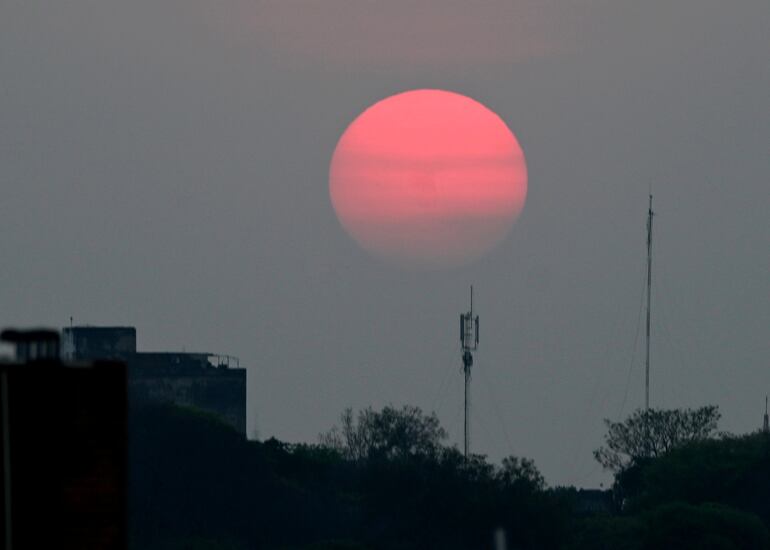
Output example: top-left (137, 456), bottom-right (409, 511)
top-left (460, 286), bottom-right (479, 458)
top-left (763, 396), bottom-right (768, 434)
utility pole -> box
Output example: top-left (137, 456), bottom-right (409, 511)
top-left (645, 194), bottom-right (654, 410)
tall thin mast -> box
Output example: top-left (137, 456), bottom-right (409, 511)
top-left (465, 286), bottom-right (472, 457)
top-left (460, 285), bottom-right (479, 458)
top-left (645, 195), bottom-right (654, 410)
top-left (464, 354), bottom-right (470, 457)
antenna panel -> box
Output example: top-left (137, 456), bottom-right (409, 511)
top-left (462, 313), bottom-right (477, 351)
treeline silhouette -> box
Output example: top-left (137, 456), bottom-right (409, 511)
top-left (128, 404), bottom-right (770, 550)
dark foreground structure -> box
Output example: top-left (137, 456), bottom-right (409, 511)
top-left (1, 329), bottom-right (127, 549)
top-left (62, 326), bottom-right (246, 435)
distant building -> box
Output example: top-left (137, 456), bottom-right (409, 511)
top-left (1, 329), bottom-right (127, 549)
top-left (61, 325), bottom-right (136, 360)
top-left (62, 326), bottom-right (247, 435)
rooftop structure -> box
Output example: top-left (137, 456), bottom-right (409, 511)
top-left (61, 326), bottom-right (246, 435)
top-left (61, 326), bottom-right (136, 361)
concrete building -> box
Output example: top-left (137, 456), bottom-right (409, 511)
top-left (62, 326), bottom-right (246, 435)
top-left (61, 326), bottom-right (136, 360)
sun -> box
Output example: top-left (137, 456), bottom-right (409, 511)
top-left (329, 89), bottom-right (527, 268)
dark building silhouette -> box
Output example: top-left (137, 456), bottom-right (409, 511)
top-left (61, 326), bottom-right (246, 435)
top-left (61, 326), bottom-right (136, 360)
top-left (1, 329), bottom-right (127, 549)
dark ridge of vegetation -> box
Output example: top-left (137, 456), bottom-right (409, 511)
top-left (128, 403), bottom-right (770, 550)
top-left (620, 432), bottom-right (770, 518)
top-left (566, 502), bottom-right (769, 550)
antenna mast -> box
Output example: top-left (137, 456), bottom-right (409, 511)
top-left (645, 195), bottom-right (654, 410)
top-left (763, 396), bottom-right (769, 434)
top-left (460, 285), bottom-right (479, 458)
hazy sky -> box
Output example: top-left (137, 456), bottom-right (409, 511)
top-left (1, 1), bottom-right (768, 487)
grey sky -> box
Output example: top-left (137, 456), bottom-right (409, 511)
top-left (1, 0), bottom-right (768, 487)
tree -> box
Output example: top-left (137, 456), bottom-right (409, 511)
top-left (594, 406), bottom-right (721, 473)
top-left (643, 502), bottom-right (769, 550)
top-left (625, 432), bottom-right (770, 517)
top-left (498, 456), bottom-right (545, 491)
top-left (319, 405), bottom-right (448, 462)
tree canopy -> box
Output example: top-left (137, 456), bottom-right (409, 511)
top-left (594, 406), bottom-right (721, 472)
top-left (127, 401), bottom-right (770, 549)
top-left (319, 404), bottom-right (447, 462)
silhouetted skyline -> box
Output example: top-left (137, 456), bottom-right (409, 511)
top-left (1, 1), bottom-right (768, 487)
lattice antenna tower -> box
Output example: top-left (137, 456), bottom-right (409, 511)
top-left (460, 285), bottom-right (479, 458)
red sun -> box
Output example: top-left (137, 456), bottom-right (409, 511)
top-left (329, 89), bottom-right (527, 267)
